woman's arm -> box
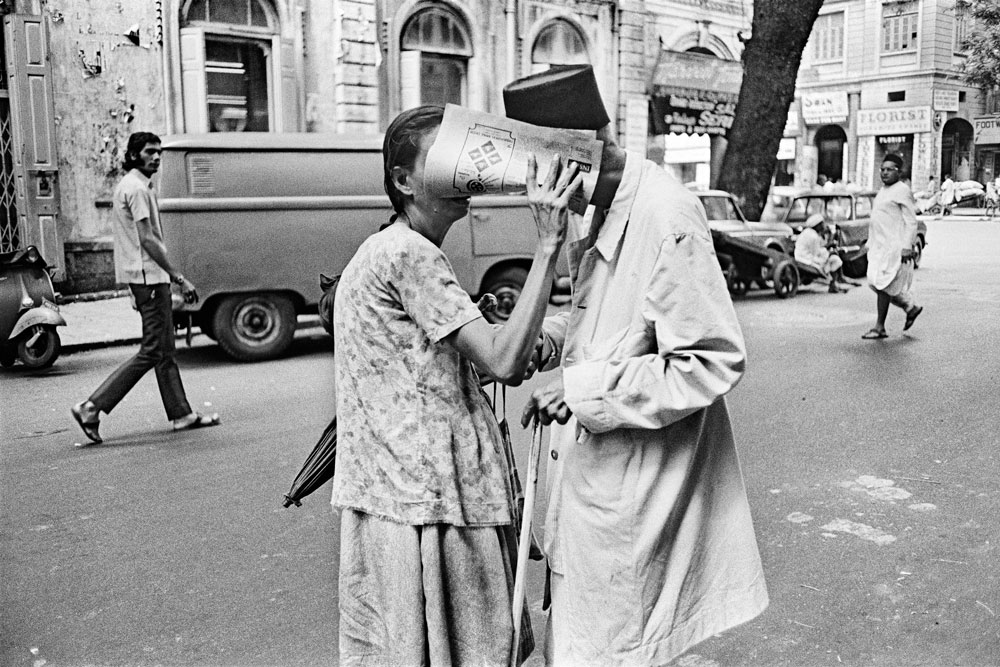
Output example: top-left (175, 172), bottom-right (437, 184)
top-left (446, 155), bottom-right (582, 384)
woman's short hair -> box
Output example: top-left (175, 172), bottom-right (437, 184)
top-left (382, 106), bottom-right (444, 220)
top-left (123, 131), bottom-right (162, 170)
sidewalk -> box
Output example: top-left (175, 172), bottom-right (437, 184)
top-left (58, 293), bottom-right (143, 353)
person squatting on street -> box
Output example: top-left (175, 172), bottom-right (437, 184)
top-left (794, 213), bottom-right (849, 293)
top-left (507, 65), bottom-right (769, 667)
top-left (862, 153), bottom-right (923, 340)
top-left (331, 105), bottom-right (583, 666)
top-left (71, 132), bottom-right (219, 445)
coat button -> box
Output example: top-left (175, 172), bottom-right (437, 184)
top-left (551, 450), bottom-right (559, 461)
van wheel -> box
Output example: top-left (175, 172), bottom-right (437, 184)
top-left (481, 267), bottom-right (528, 324)
top-left (213, 293), bottom-right (296, 361)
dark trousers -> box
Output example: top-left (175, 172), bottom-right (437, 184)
top-left (89, 283), bottom-right (191, 420)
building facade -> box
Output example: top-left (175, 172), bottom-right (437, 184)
top-left (787, 0), bottom-right (990, 193)
top-left (0, 0), bottom-right (751, 290)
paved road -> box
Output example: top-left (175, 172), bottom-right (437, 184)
top-left (3, 219), bottom-right (999, 666)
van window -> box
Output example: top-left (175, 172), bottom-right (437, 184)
top-left (182, 150), bottom-right (384, 197)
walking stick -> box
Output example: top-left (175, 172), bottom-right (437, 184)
top-left (510, 420), bottom-right (542, 667)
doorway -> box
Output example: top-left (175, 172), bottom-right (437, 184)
top-left (815, 124), bottom-right (847, 184)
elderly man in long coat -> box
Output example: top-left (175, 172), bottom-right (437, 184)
top-left (508, 66), bottom-right (768, 667)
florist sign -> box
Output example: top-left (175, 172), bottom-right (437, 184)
top-left (856, 106), bottom-right (932, 135)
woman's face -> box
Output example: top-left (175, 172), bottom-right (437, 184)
top-left (399, 126), bottom-right (471, 226)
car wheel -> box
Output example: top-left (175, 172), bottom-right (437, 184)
top-left (481, 266), bottom-right (528, 324)
top-left (16, 325), bottom-right (61, 369)
top-left (726, 266), bottom-right (750, 296)
top-left (772, 260), bottom-right (799, 299)
top-left (912, 237), bottom-right (924, 269)
top-left (213, 293), bottom-right (297, 361)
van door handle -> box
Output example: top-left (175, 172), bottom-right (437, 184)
top-left (471, 212), bottom-right (491, 223)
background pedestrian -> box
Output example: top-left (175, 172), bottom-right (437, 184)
top-left (862, 153), bottom-right (923, 339)
top-left (71, 131), bottom-right (219, 445)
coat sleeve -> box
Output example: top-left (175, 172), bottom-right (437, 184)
top-left (562, 231), bottom-right (747, 434)
top-left (539, 311), bottom-right (570, 372)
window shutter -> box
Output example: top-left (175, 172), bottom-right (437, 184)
top-left (180, 27), bottom-right (208, 133)
top-left (276, 37), bottom-right (300, 131)
top-left (3, 14), bottom-right (62, 274)
top-left (400, 50), bottom-right (422, 109)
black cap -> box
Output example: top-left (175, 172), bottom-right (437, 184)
top-left (503, 65), bottom-right (610, 130)
top-left (883, 153), bottom-right (904, 169)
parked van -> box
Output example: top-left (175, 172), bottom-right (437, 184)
top-left (159, 133), bottom-right (562, 361)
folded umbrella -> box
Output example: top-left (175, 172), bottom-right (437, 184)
top-left (282, 292), bottom-right (499, 508)
top-left (282, 416), bottom-right (337, 508)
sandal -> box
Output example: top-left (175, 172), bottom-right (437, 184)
top-left (71, 403), bottom-right (102, 444)
top-left (173, 412), bottom-right (221, 431)
top-left (861, 328), bottom-right (888, 340)
top-left (904, 305), bottom-right (923, 331)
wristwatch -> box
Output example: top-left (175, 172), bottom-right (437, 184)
top-left (172, 273), bottom-right (185, 286)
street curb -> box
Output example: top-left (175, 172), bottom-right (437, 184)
top-left (58, 288), bottom-right (132, 305)
top-left (61, 321), bottom-right (330, 356)
top-left (62, 337), bottom-right (144, 355)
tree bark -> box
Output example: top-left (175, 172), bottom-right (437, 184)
top-left (718, 0), bottom-right (824, 221)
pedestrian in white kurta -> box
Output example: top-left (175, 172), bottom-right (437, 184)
top-left (862, 153), bottom-right (923, 339)
top-left (505, 66), bottom-right (768, 666)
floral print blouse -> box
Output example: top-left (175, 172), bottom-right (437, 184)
top-left (331, 222), bottom-right (512, 526)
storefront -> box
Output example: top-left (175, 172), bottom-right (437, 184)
top-left (856, 106), bottom-right (933, 190)
top-left (801, 91), bottom-right (849, 184)
top-left (649, 50), bottom-right (742, 188)
top-left (973, 116), bottom-right (1000, 185)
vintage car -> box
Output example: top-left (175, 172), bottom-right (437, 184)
top-left (694, 189), bottom-right (796, 255)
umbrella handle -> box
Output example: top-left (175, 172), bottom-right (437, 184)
top-left (510, 420), bottom-right (542, 667)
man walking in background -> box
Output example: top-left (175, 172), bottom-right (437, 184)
top-left (862, 153), bottom-right (923, 340)
top-left (71, 132), bottom-right (220, 445)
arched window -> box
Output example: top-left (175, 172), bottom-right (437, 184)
top-left (180, 0), bottom-right (297, 132)
top-left (531, 19), bottom-right (588, 72)
top-left (400, 7), bottom-right (472, 108)
top-left (183, 0), bottom-right (271, 27)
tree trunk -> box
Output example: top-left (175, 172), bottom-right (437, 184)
top-left (718, 0), bottom-right (824, 221)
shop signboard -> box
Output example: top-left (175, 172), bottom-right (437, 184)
top-left (974, 116), bottom-right (1000, 145)
top-left (650, 51), bottom-right (742, 137)
top-left (801, 91), bottom-right (848, 124)
top-left (933, 89), bottom-right (960, 112)
top-left (776, 137), bottom-right (796, 160)
top-left (856, 106), bottom-right (932, 135)
top-left (784, 102), bottom-right (800, 136)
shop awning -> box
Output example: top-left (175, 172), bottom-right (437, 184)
top-left (650, 51), bottom-right (743, 137)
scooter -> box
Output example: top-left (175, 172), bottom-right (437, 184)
top-left (0, 246), bottom-right (66, 369)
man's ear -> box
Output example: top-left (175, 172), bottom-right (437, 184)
top-left (391, 165), bottom-right (414, 196)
